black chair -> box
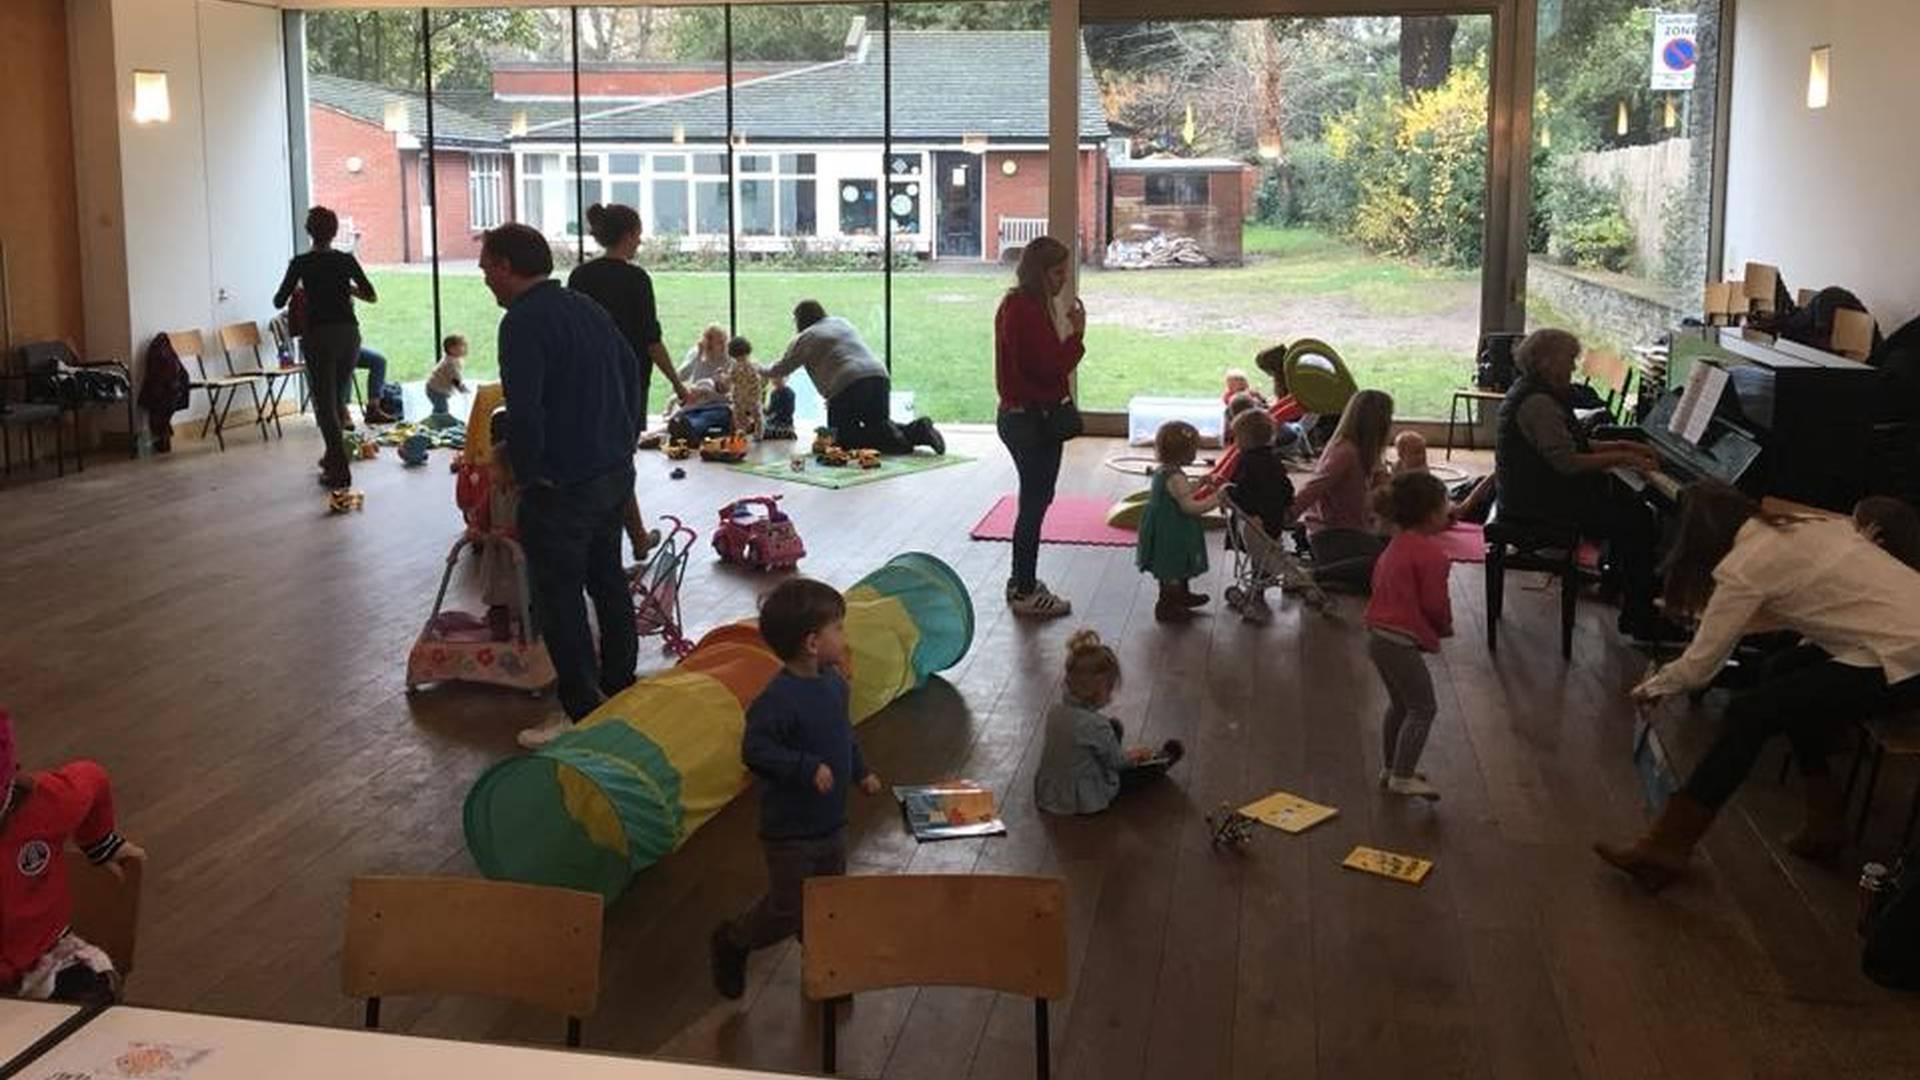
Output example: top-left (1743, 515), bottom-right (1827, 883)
top-left (0, 370), bottom-right (68, 479)
top-left (1484, 501), bottom-right (1586, 660)
top-left (18, 341), bottom-right (136, 470)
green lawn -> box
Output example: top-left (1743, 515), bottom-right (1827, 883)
top-left (357, 227), bottom-right (1477, 423)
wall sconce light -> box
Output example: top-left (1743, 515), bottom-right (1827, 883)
top-left (131, 71), bottom-right (171, 124)
top-left (1539, 125), bottom-right (1552, 149)
top-left (729, 131), bottom-right (748, 149)
top-left (960, 132), bottom-right (989, 154)
top-left (1615, 100), bottom-right (1630, 136)
top-left (1807, 45), bottom-right (1831, 109)
top-left (672, 123), bottom-right (686, 145)
top-left (1256, 132), bottom-right (1282, 160)
top-left (1001, 158), bottom-right (1018, 177)
top-left (383, 100), bottom-right (409, 133)
top-left (345, 156), bottom-right (365, 175)
top-left (1663, 95), bottom-right (1678, 130)
top-left (509, 110), bottom-right (529, 138)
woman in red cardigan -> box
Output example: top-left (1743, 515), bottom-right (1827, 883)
top-left (994, 237), bottom-right (1085, 618)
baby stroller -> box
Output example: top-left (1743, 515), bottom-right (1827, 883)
top-left (406, 532), bottom-right (555, 695)
top-left (632, 514), bottom-right (696, 658)
top-left (1222, 494), bottom-right (1329, 622)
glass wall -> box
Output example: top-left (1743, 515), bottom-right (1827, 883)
top-left (297, 10), bottom-right (437, 396)
top-left (1077, 15), bottom-right (1492, 420)
top-left (1528, 0), bottom-right (1724, 361)
top-left (729, 4), bottom-right (885, 427)
top-left (291, 5), bottom-right (1668, 424)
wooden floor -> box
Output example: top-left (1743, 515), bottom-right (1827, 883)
top-left (4, 421), bottom-right (1919, 1079)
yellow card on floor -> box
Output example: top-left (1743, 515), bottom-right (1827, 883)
top-left (1342, 846), bottom-right (1434, 885)
top-left (1237, 790), bottom-right (1338, 834)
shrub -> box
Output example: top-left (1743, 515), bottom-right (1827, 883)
top-left (1317, 63), bottom-right (1489, 268)
top-left (1541, 162), bottom-right (1635, 273)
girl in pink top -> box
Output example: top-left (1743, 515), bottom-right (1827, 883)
top-left (1363, 472), bottom-right (1455, 800)
top-left (1292, 389), bottom-right (1395, 592)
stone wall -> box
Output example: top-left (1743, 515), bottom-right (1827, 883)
top-left (1528, 256), bottom-right (1686, 354)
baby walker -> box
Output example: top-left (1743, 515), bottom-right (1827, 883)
top-left (406, 533), bottom-right (555, 696)
top-left (632, 514), bottom-right (697, 657)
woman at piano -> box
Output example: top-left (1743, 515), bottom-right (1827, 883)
top-left (1594, 481), bottom-right (1920, 893)
top-left (1493, 328), bottom-right (1673, 641)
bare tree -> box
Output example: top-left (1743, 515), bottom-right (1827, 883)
top-left (1399, 16), bottom-right (1456, 93)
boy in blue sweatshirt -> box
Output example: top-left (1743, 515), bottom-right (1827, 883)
top-left (711, 577), bottom-right (881, 999)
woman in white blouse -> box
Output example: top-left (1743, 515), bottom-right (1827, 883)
top-left (1595, 481), bottom-right (1920, 892)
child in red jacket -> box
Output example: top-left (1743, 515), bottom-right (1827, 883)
top-left (0, 710), bottom-right (144, 1002)
top-left (1363, 474), bottom-right (1454, 802)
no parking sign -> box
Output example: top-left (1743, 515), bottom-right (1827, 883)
top-left (1651, 13), bottom-right (1699, 90)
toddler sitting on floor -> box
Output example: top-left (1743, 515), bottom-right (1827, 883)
top-left (1034, 632), bottom-right (1184, 815)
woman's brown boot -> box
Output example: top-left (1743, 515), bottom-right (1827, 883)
top-left (1593, 793), bottom-right (1716, 893)
top-left (1783, 772), bottom-right (1848, 861)
top-left (1179, 581), bottom-right (1210, 608)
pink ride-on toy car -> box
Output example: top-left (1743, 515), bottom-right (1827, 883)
top-left (713, 495), bottom-right (806, 572)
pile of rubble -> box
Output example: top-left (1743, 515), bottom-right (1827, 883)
top-left (1106, 233), bottom-right (1213, 270)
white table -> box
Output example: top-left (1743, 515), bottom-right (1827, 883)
top-left (0, 999), bottom-right (80, 1062)
top-left (16, 1006), bottom-right (799, 1079)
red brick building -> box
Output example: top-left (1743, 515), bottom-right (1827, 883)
top-left (307, 24), bottom-right (1116, 266)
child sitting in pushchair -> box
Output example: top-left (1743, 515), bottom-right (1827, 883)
top-left (1220, 408), bottom-right (1325, 620)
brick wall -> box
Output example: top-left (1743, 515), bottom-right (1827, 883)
top-left (982, 149), bottom-right (1105, 264)
top-left (406, 148), bottom-right (488, 263)
top-left (309, 105), bottom-right (406, 263)
top-left (1109, 166), bottom-right (1250, 264)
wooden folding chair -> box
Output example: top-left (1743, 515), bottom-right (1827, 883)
top-left (1578, 348), bottom-right (1635, 426)
top-left (220, 321), bottom-right (301, 438)
top-left (69, 851), bottom-right (143, 981)
top-left (342, 875), bottom-right (602, 1047)
top-left (169, 329), bottom-right (266, 451)
top-left (805, 875), bottom-right (1068, 1078)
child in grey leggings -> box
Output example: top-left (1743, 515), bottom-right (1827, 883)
top-left (1362, 473), bottom-right (1455, 800)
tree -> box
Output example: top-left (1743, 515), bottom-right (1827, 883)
top-left (1399, 16), bottom-right (1456, 92)
top-left (304, 10), bottom-right (542, 90)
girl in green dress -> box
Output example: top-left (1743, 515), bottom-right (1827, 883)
top-left (1137, 420), bottom-right (1224, 623)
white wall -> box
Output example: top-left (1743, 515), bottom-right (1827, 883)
top-left (70, 0), bottom-right (293, 425)
top-left (1722, 0), bottom-right (1920, 331)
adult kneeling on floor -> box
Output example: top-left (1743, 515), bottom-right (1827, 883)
top-left (760, 300), bottom-right (944, 455)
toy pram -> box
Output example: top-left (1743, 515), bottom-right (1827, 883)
top-left (632, 514), bottom-right (696, 657)
top-left (406, 532), bottom-right (555, 695)
top-left (1222, 493), bottom-right (1329, 622)
top-left (713, 495), bottom-right (805, 572)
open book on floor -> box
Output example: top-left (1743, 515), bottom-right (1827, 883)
top-left (894, 781), bottom-right (1007, 842)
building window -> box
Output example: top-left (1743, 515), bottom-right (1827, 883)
top-left (1143, 173), bottom-right (1211, 207)
top-left (887, 152), bottom-right (923, 235)
top-left (468, 153), bottom-right (504, 230)
top-left (651, 153), bottom-right (689, 237)
top-left (520, 152), bottom-right (562, 236)
top-left (839, 179), bottom-right (878, 236)
top-left (693, 152), bottom-right (728, 236)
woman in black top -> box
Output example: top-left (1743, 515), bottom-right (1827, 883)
top-left (568, 203), bottom-right (689, 561)
top-left (274, 206), bottom-right (375, 489)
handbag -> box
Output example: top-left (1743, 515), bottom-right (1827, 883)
top-left (999, 399), bottom-right (1082, 449)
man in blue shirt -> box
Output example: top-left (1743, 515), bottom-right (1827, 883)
top-left (481, 224), bottom-right (641, 746)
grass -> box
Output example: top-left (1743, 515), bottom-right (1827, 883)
top-left (356, 227), bottom-right (1478, 423)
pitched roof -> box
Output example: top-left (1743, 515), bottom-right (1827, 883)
top-left (307, 73), bottom-right (507, 148)
top-left (310, 30), bottom-right (1110, 150)
top-left (550, 31), bottom-right (1109, 144)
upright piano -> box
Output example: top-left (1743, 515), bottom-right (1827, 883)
top-left (1629, 328), bottom-right (1877, 512)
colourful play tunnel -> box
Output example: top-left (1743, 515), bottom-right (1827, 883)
top-left (464, 552), bottom-right (974, 900)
